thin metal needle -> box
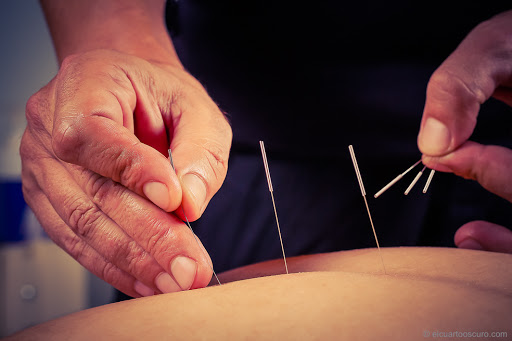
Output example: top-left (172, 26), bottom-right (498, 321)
top-left (259, 141), bottom-right (289, 275)
top-left (348, 145), bottom-right (387, 274)
top-left (168, 149), bottom-right (221, 286)
top-left (404, 165), bottom-right (427, 195)
top-left (422, 169), bottom-right (436, 193)
top-left (374, 159), bottom-right (422, 198)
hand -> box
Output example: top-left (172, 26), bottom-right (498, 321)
top-left (417, 10), bottom-right (512, 253)
top-left (20, 49), bottom-right (232, 296)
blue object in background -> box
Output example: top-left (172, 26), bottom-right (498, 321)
top-left (0, 182), bottom-right (26, 242)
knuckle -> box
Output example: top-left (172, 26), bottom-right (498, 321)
top-left (64, 233), bottom-right (88, 262)
top-left (19, 130), bottom-right (34, 163)
top-left (472, 145), bottom-right (492, 186)
top-left (20, 179), bottom-right (39, 211)
top-left (60, 53), bottom-right (80, 71)
top-left (428, 69), bottom-right (459, 96)
top-left (123, 242), bottom-right (149, 275)
top-left (86, 172), bottom-right (123, 207)
top-left (20, 180), bottom-right (32, 203)
top-left (428, 69), bottom-right (484, 109)
top-left (65, 195), bottom-right (103, 238)
top-left (25, 93), bottom-right (42, 122)
top-left (203, 139), bottom-right (230, 185)
top-left (20, 173), bottom-right (38, 204)
top-left (51, 116), bottom-right (83, 161)
top-left (106, 237), bottom-right (136, 266)
top-left (93, 219), bottom-right (158, 278)
top-left (100, 261), bottom-right (118, 283)
top-left (19, 133), bottom-right (50, 206)
top-left (19, 128), bottom-right (49, 164)
top-left (25, 90), bottom-right (52, 136)
top-left (143, 220), bottom-right (177, 259)
top-left (113, 146), bottom-right (145, 188)
top-left (81, 137), bottom-right (145, 188)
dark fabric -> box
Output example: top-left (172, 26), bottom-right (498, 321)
top-left (169, 1), bottom-right (511, 155)
top-left (151, 1), bottom-right (512, 279)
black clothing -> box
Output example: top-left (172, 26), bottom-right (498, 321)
top-left (164, 1), bottom-right (512, 273)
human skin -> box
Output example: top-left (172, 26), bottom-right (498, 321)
top-left (7, 247), bottom-right (512, 340)
top-left (22, 0), bottom-right (512, 299)
top-left (21, 0), bottom-right (232, 297)
top-left (417, 10), bottom-right (512, 251)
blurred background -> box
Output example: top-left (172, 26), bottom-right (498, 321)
top-left (0, 0), bottom-right (113, 337)
top-left (2, 0), bottom-right (511, 337)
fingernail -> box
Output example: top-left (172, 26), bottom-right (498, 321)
top-left (155, 272), bottom-right (181, 293)
top-left (182, 174), bottom-right (207, 212)
top-left (143, 182), bottom-right (170, 211)
top-left (134, 280), bottom-right (155, 297)
top-left (419, 118), bottom-right (451, 154)
top-left (171, 256), bottom-right (197, 290)
top-left (457, 238), bottom-right (484, 251)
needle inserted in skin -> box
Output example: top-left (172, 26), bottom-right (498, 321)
top-left (259, 141), bottom-right (289, 275)
top-left (404, 165), bottom-right (427, 195)
top-left (168, 149), bottom-right (221, 286)
top-left (374, 159), bottom-right (422, 198)
top-left (423, 169), bottom-right (436, 194)
top-left (348, 145), bottom-right (387, 274)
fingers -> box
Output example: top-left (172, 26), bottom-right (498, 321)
top-left (50, 51), bottom-right (181, 212)
top-left (167, 85), bottom-right (232, 221)
top-left (455, 221), bottom-right (512, 254)
top-left (68, 167), bottom-right (214, 291)
top-left (50, 50), bottom-right (233, 217)
top-left (53, 113), bottom-right (181, 212)
top-left (22, 175), bottom-right (143, 297)
top-left (23, 144), bottom-right (213, 295)
top-left (22, 50), bottom-right (226, 297)
top-left (22, 50), bottom-right (225, 297)
top-left (418, 10), bottom-right (512, 156)
top-left (422, 141), bottom-right (512, 203)
top-left (69, 166), bottom-right (215, 290)
top-left (418, 13), bottom-right (512, 257)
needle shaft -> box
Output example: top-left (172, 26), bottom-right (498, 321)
top-left (348, 145), bottom-right (386, 274)
top-left (259, 141), bottom-right (289, 274)
top-left (423, 169), bottom-right (436, 194)
top-left (404, 165), bottom-right (426, 196)
top-left (374, 159), bottom-right (421, 198)
top-left (168, 149), bottom-right (221, 286)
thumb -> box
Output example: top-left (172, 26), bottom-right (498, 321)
top-left (422, 141), bottom-right (512, 203)
top-left (418, 11), bottom-right (512, 156)
top-left (455, 220), bottom-right (512, 254)
top-left (170, 102), bottom-right (232, 221)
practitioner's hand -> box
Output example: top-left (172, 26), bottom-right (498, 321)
top-left (417, 10), bottom-right (512, 254)
top-left (20, 49), bottom-right (232, 296)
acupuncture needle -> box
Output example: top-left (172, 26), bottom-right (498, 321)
top-left (259, 141), bottom-right (289, 275)
top-left (404, 165), bottom-right (427, 195)
top-left (422, 159), bottom-right (438, 194)
top-left (168, 149), bottom-right (222, 286)
top-left (348, 145), bottom-right (387, 274)
top-left (374, 159), bottom-right (421, 198)
top-left (422, 169), bottom-right (436, 193)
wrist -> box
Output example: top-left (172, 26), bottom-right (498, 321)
top-left (66, 31), bottom-right (183, 68)
top-left (41, 0), bottom-right (182, 67)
